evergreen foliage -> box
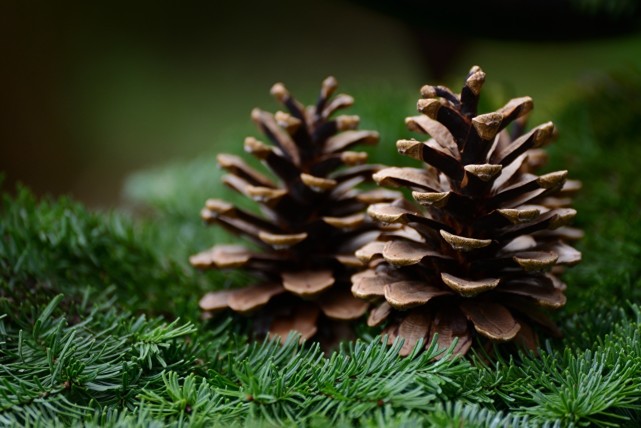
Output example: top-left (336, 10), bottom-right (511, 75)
top-left (2, 69), bottom-right (641, 426)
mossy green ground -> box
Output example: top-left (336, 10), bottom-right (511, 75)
top-left (2, 69), bottom-right (641, 427)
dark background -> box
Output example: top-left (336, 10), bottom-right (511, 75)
top-left (3, 0), bottom-right (641, 208)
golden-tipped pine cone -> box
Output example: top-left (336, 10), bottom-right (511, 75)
top-left (352, 66), bottom-right (582, 356)
top-left (191, 77), bottom-right (398, 342)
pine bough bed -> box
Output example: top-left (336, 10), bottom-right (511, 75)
top-left (2, 70), bottom-right (641, 427)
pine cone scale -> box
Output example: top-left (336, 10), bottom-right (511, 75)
top-left (440, 273), bottom-right (500, 296)
top-left (460, 301), bottom-right (521, 341)
top-left (397, 310), bottom-right (431, 356)
top-left (384, 280), bottom-right (451, 309)
top-left (251, 109), bottom-right (302, 165)
top-left (406, 115), bottom-right (459, 154)
top-left (281, 270), bottom-right (335, 297)
top-left (431, 307), bottom-right (472, 355)
top-left (325, 130), bottom-right (378, 153)
top-left (318, 288), bottom-right (368, 320)
top-left (227, 283), bottom-right (285, 313)
top-left (199, 289), bottom-right (235, 312)
top-left (269, 303), bottom-right (320, 342)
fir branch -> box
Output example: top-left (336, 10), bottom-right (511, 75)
top-left (0, 187), bottom-right (227, 321)
top-left (0, 292), bottom-right (202, 426)
top-left (138, 336), bottom-right (486, 426)
top-left (476, 304), bottom-right (641, 427)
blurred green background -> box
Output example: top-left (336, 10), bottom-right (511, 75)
top-left (3, 0), bottom-right (641, 208)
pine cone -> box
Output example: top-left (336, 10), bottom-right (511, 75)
top-left (352, 66), bottom-right (582, 356)
top-left (191, 77), bottom-right (398, 343)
